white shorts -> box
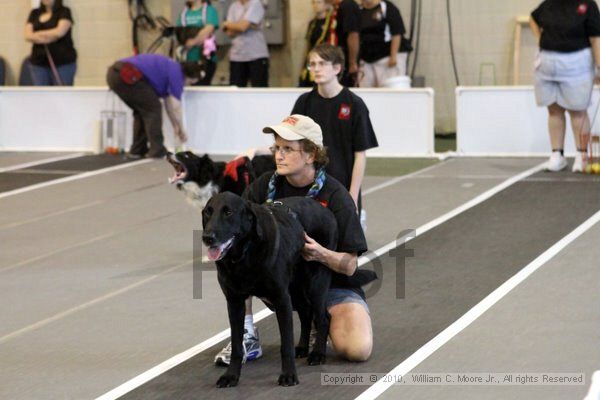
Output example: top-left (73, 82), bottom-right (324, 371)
top-left (534, 48), bottom-right (595, 111)
top-left (359, 53), bottom-right (408, 88)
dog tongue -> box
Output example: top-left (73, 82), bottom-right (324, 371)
top-left (207, 246), bottom-right (223, 261)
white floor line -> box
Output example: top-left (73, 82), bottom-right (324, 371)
top-left (358, 162), bottom-right (546, 263)
top-left (95, 308), bottom-right (273, 400)
top-left (94, 161), bottom-right (546, 400)
top-left (362, 160), bottom-right (452, 196)
top-left (355, 208), bottom-right (600, 400)
top-left (0, 260), bottom-right (191, 346)
top-left (0, 159), bottom-right (153, 199)
top-left (0, 152), bottom-right (86, 173)
top-left (0, 200), bottom-right (104, 231)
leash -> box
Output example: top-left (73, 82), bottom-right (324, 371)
top-left (262, 205), bottom-right (281, 271)
top-left (44, 45), bottom-right (63, 86)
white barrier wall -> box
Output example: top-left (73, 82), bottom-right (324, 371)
top-left (0, 87), bottom-right (434, 157)
top-left (456, 86), bottom-right (600, 156)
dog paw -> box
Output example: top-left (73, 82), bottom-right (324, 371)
top-left (278, 372), bottom-right (299, 386)
top-left (307, 351), bottom-right (326, 366)
top-left (295, 346), bottom-right (308, 358)
top-left (216, 374), bottom-right (239, 388)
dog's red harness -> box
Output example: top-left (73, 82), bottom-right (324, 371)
top-left (223, 157), bottom-right (251, 185)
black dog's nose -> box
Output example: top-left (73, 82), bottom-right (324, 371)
top-left (203, 232), bottom-right (216, 246)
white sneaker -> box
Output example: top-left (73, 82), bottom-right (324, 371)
top-left (546, 151), bottom-right (567, 172)
top-left (214, 327), bottom-right (262, 366)
top-left (572, 152), bottom-right (587, 173)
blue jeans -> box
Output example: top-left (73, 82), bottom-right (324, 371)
top-left (29, 62), bottom-right (76, 86)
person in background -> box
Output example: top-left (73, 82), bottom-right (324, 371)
top-left (223, 0), bottom-right (270, 87)
top-left (24, 0), bottom-right (77, 86)
top-left (106, 54), bottom-right (203, 159)
top-left (177, 0), bottom-right (219, 85)
top-left (292, 44), bottom-right (378, 215)
top-left (299, 0), bottom-right (334, 87)
top-left (359, 0), bottom-right (410, 87)
top-left (325, 0), bottom-right (361, 87)
top-left (530, 0), bottom-right (600, 172)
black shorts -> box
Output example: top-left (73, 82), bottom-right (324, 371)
top-left (230, 58), bottom-right (269, 87)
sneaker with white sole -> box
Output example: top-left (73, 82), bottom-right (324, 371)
top-left (214, 327), bottom-right (262, 366)
top-left (572, 152), bottom-right (587, 173)
top-left (546, 151), bottom-right (567, 172)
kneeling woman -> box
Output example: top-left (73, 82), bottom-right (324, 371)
top-left (214, 115), bottom-right (374, 365)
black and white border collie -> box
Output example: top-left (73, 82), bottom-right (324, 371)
top-left (167, 151), bottom-right (275, 209)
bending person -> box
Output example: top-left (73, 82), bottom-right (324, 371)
top-left (106, 54), bottom-right (203, 158)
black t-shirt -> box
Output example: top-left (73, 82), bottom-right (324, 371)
top-left (360, 0), bottom-right (406, 63)
top-left (292, 87), bottom-right (379, 192)
top-left (243, 172), bottom-right (368, 295)
top-left (531, 0), bottom-right (600, 52)
top-left (335, 0), bottom-right (361, 65)
top-left (27, 7), bottom-right (77, 66)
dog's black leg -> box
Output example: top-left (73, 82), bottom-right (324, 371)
top-left (274, 294), bottom-right (299, 386)
top-left (295, 302), bottom-right (311, 359)
top-left (216, 297), bottom-right (246, 388)
top-left (307, 280), bottom-right (329, 366)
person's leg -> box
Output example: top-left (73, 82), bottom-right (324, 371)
top-left (359, 60), bottom-right (376, 88)
top-left (568, 109), bottom-right (590, 150)
top-left (197, 60), bottom-right (217, 86)
top-left (56, 62), bottom-right (77, 86)
top-left (130, 111), bottom-right (148, 156)
top-left (138, 92), bottom-right (165, 158)
top-left (328, 302), bottom-right (372, 362)
top-left (248, 58), bottom-right (269, 87)
top-left (107, 65), bottom-right (151, 156)
top-left (546, 103), bottom-right (568, 171)
top-left (548, 103), bottom-right (566, 151)
top-left (568, 109), bottom-right (591, 172)
top-left (29, 64), bottom-right (53, 86)
top-left (230, 61), bottom-right (249, 87)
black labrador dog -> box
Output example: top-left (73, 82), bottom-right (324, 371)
top-left (202, 192), bottom-right (338, 388)
top-left (168, 151), bottom-right (274, 210)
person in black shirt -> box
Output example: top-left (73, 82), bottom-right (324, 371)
top-left (299, 0), bottom-right (334, 87)
top-left (326, 0), bottom-right (361, 87)
top-left (359, 0), bottom-right (410, 87)
top-left (24, 0), bottom-right (77, 86)
top-left (292, 44), bottom-right (378, 214)
top-left (530, 0), bottom-right (600, 172)
top-left (214, 115), bottom-right (374, 366)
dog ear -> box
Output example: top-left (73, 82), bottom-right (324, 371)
top-left (244, 201), bottom-right (264, 240)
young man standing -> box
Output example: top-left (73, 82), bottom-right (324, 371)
top-left (292, 43), bottom-right (378, 212)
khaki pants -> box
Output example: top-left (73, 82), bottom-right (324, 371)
top-left (359, 53), bottom-right (408, 88)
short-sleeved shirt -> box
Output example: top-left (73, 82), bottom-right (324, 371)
top-left (27, 7), bottom-right (77, 66)
top-left (360, 0), bottom-right (406, 63)
top-left (531, 0), bottom-right (600, 52)
top-left (335, 0), bottom-right (361, 64)
top-left (243, 172), bottom-right (368, 295)
top-left (292, 87), bottom-right (379, 191)
top-left (120, 54), bottom-right (185, 100)
top-left (227, 0), bottom-right (269, 62)
top-left (177, 4), bottom-right (219, 62)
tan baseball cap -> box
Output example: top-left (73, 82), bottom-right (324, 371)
top-left (262, 114), bottom-right (323, 148)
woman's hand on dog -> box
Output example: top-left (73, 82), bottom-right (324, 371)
top-left (301, 233), bottom-right (327, 263)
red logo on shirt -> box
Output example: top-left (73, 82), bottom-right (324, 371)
top-left (577, 3), bottom-right (588, 15)
top-left (338, 103), bottom-right (351, 120)
top-left (318, 199), bottom-right (328, 208)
